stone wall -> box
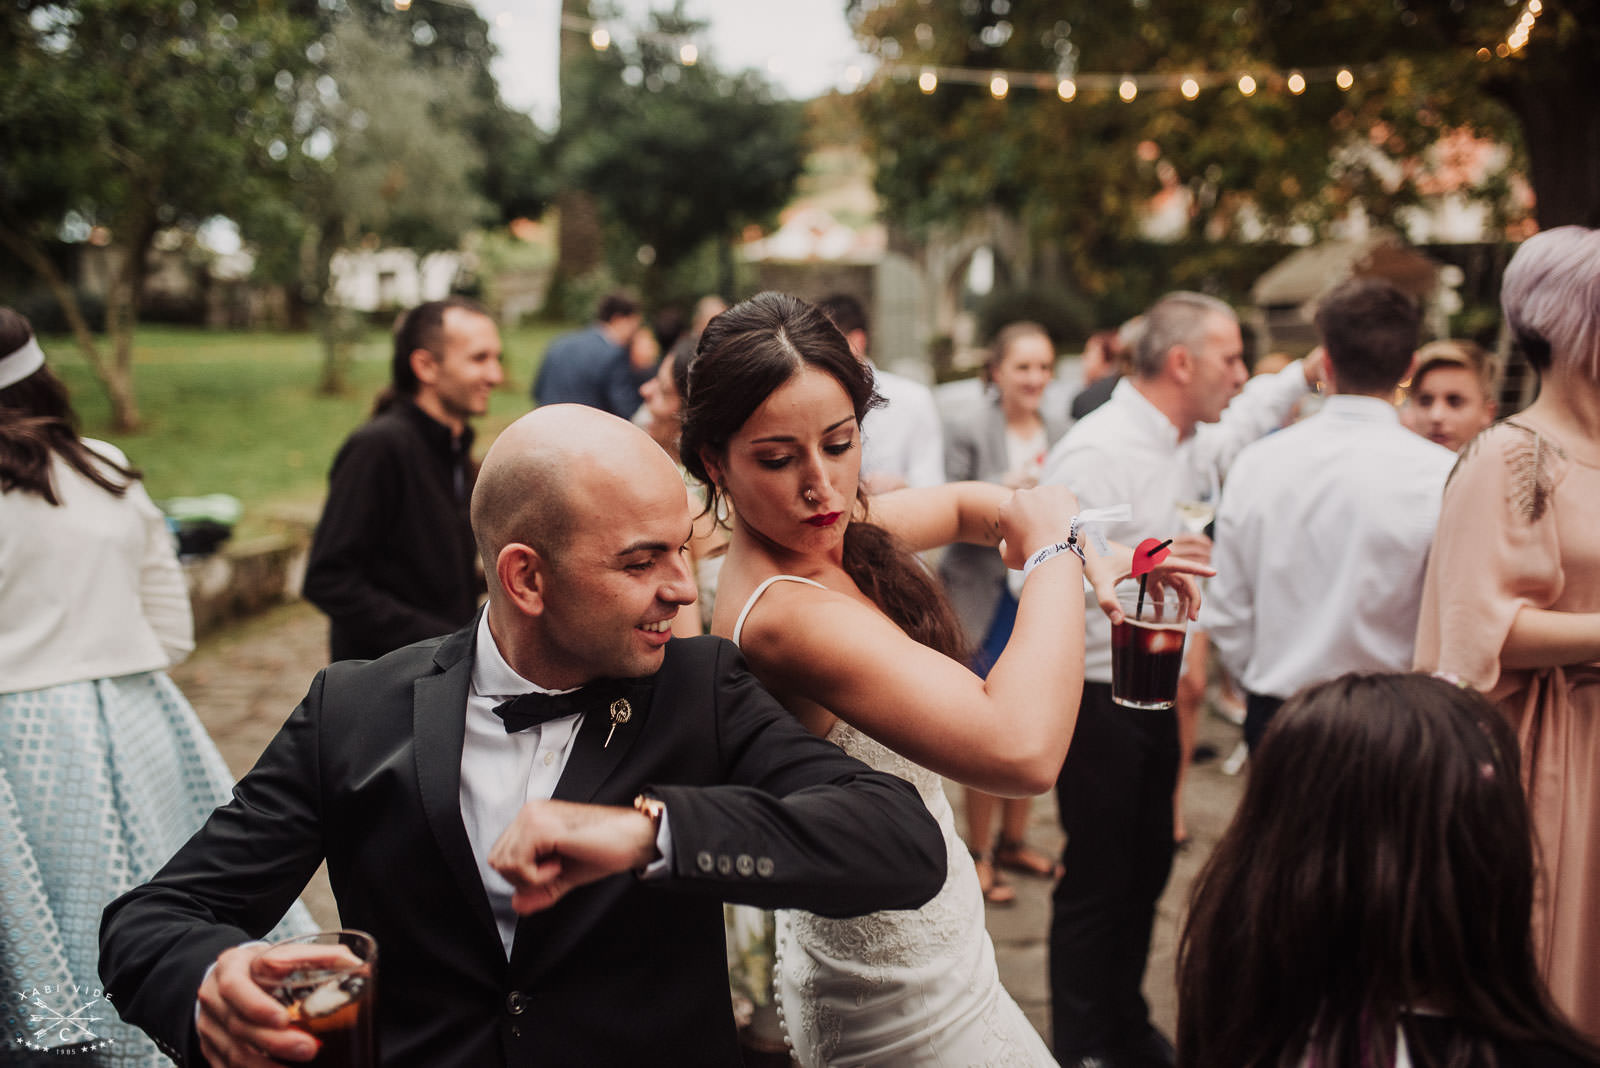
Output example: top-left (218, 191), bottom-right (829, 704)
top-left (183, 527), bottom-right (312, 636)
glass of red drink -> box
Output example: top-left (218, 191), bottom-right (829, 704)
top-left (251, 929), bottom-right (377, 1066)
top-left (1110, 580), bottom-right (1190, 710)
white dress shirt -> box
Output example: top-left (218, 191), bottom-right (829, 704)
top-left (1040, 364), bottom-right (1310, 683)
top-left (862, 363), bottom-right (946, 489)
top-left (462, 611), bottom-right (670, 956)
top-left (1200, 395), bottom-right (1457, 699)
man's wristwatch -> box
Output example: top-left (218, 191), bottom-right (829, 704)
top-left (632, 793), bottom-right (666, 872)
top-left (633, 793), bottom-right (665, 833)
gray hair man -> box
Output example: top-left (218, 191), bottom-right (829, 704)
top-left (1038, 291), bottom-right (1321, 1068)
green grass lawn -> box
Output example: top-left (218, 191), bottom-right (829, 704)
top-left (42, 321), bottom-right (573, 536)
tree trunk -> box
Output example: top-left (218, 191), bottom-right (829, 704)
top-left (1489, 19), bottom-right (1600, 229)
top-left (310, 220), bottom-right (357, 396)
top-left (546, 0), bottom-right (605, 314)
top-left (102, 209), bottom-right (159, 432)
top-left (0, 217), bottom-right (115, 399)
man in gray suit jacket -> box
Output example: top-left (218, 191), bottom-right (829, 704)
top-left (100, 406), bottom-right (945, 1067)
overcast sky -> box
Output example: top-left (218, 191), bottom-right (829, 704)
top-left (475, 0), bottom-right (871, 128)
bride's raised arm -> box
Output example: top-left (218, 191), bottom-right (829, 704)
top-left (737, 483), bottom-right (1091, 796)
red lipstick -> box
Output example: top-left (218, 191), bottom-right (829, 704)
top-left (805, 512), bottom-right (842, 528)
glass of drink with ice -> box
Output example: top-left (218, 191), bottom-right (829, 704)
top-left (251, 929), bottom-right (377, 1066)
top-left (1110, 579), bottom-right (1191, 710)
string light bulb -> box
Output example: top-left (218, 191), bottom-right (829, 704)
top-left (679, 43), bottom-right (697, 65)
top-left (1287, 71), bottom-right (1306, 94)
top-left (1058, 78), bottom-right (1077, 101)
top-left (1180, 77), bottom-right (1199, 99)
top-left (1119, 78), bottom-right (1137, 101)
top-left (393, 0), bottom-right (411, 9)
top-left (590, 27), bottom-right (610, 51)
top-left (990, 73), bottom-right (1009, 98)
top-left (919, 68), bottom-right (938, 93)
top-left (1237, 74), bottom-right (1257, 96)
top-left (1335, 68), bottom-right (1354, 90)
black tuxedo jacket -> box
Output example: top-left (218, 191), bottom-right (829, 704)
top-left (100, 624), bottom-right (945, 1066)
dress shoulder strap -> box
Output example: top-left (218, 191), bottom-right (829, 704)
top-left (731, 574), bottom-right (827, 648)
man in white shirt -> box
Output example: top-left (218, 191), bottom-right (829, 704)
top-left (101, 406), bottom-right (945, 1067)
top-left (1039, 292), bottom-right (1318, 1068)
top-left (1204, 279), bottom-right (1456, 751)
top-left (818, 293), bottom-right (946, 492)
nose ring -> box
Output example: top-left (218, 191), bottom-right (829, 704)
top-left (804, 489), bottom-right (818, 504)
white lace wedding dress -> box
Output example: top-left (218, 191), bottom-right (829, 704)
top-left (735, 576), bottom-right (1057, 1067)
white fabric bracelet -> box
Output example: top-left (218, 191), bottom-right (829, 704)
top-left (1021, 517), bottom-right (1086, 585)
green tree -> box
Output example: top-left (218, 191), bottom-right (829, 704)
top-left (848, 0), bottom-right (1597, 311)
top-left (252, 15), bottom-right (494, 394)
top-left (554, 5), bottom-right (806, 305)
top-left (0, 0), bottom-right (306, 430)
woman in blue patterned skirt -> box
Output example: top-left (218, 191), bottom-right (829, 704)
top-left (0, 309), bottom-right (312, 1065)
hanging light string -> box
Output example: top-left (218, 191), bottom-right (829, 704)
top-left (891, 61), bottom-right (1376, 100)
top-left (431, 4), bottom-right (1546, 96)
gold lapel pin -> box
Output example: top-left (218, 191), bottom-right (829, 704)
top-left (604, 698), bottom-right (632, 748)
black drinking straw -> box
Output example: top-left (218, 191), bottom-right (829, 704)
top-left (1135, 539), bottom-right (1174, 619)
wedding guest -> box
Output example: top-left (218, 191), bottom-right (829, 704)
top-left (938, 321), bottom-right (1070, 904)
top-left (680, 291), bottom-right (1208, 1065)
top-left (1401, 337), bottom-right (1498, 452)
top-left (0, 309), bottom-right (312, 1064)
top-left (303, 297), bottom-right (501, 662)
top-left (636, 349), bottom-right (730, 636)
top-left (531, 290), bottom-right (642, 416)
top-left (1039, 291), bottom-right (1319, 1067)
top-left (817, 293), bottom-right (945, 493)
top-left (1205, 279), bottom-right (1455, 751)
top-left (1178, 672), bottom-right (1600, 1068)
top-left (1415, 225), bottom-right (1600, 1041)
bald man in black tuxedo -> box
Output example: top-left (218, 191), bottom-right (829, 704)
top-left (101, 405), bottom-right (945, 1067)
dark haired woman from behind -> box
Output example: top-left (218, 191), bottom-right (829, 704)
top-left (1178, 673), bottom-right (1600, 1068)
top-left (0, 310), bottom-right (312, 1063)
top-left (681, 291), bottom-right (1207, 1065)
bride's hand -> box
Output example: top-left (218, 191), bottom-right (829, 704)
top-left (995, 485), bottom-right (1081, 570)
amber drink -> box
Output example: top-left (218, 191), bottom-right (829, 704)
top-left (253, 930), bottom-right (377, 1066)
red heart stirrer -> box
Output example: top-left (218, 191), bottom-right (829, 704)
top-left (1131, 537), bottom-right (1173, 618)
top-left (1130, 537), bottom-right (1172, 578)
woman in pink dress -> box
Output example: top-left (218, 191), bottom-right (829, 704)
top-left (1415, 225), bottom-right (1600, 1040)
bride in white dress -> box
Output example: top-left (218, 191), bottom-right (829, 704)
top-left (679, 293), bottom-right (1206, 1065)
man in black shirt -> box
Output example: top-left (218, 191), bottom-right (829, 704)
top-left (303, 297), bottom-right (503, 661)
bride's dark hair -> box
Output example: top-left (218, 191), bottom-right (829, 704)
top-left (680, 291), bottom-right (967, 661)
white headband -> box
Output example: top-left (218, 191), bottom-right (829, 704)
top-left (0, 336), bottom-right (45, 390)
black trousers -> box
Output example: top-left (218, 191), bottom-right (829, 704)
top-left (1243, 691), bottom-right (1286, 753)
top-left (1049, 681), bottom-right (1180, 1066)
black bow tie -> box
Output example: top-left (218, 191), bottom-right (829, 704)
top-left (492, 689), bottom-right (598, 734)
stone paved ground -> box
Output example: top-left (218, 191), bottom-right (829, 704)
top-left (172, 601), bottom-right (1248, 1056)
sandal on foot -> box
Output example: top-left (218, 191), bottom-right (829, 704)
top-left (994, 838), bottom-right (1064, 880)
top-left (971, 851), bottom-right (1016, 906)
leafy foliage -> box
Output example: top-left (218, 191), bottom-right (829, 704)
top-left (847, 0), bottom-right (1598, 311)
top-left (1, 0), bottom-right (309, 428)
top-left (553, 5), bottom-right (806, 303)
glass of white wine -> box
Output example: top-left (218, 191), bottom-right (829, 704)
top-left (1175, 464), bottom-right (1220, 537)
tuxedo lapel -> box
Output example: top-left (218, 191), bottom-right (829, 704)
top-left (508, 676), bottom-right (657, 978)
top-left (551, 677), bottom-right (657, 804)
top-left (411, 624), bottom-right (503, 954)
